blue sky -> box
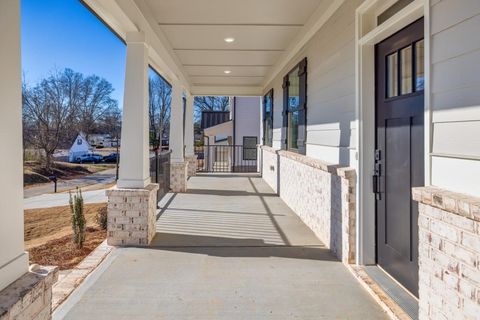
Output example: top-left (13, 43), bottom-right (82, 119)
top-left (21, 0), bottom-right (127, 106)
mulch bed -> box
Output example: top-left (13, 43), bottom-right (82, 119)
top-left (29, 227), bottom-right (106, 270)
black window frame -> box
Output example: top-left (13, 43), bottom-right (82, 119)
top-left (282, 57), bottom-right (307, 154)
top-left (242, 136), bottom-right (258, 161)
top-left (262, 89), bottom-right (274, 147)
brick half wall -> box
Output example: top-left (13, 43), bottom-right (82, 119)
top-left (413, 187), bottom-right (480, 320)
top-left (260, 146), bottom-right (356, 263)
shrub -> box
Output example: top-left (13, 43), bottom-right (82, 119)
top-left (69, 188), bottom-right (86, 248)
top-left (96, 206), bottom-right (108, 230)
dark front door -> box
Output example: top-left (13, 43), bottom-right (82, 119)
top-left (375, 18), bottom-right (424, 296)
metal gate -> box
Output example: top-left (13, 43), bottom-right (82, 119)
top-left (149, 149), bottom-right (171, 200)
top-left (195, 145), bottom-right (257, 173)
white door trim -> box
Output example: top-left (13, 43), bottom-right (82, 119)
top-left (354, 0), bottom-right (431, 265)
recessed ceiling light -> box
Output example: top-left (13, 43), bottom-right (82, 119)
top-left (224, 37), bottom-right (235, 43)
top-left (224, 70), bottom-right (231, 74)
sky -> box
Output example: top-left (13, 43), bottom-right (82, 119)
top-left (21, 0), bottom-right (127, 106)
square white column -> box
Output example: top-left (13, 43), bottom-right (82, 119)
top-left (0, 0), bottom-right (29, 292)
top-left (184, 93), bottom-right (195, 157)
top-left (117, 31), bottom-right (151, 189)
top-left (169, 81), bottom-right (185, 163)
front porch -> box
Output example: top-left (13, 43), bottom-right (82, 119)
top-left (54, 174), bottom-right (387, 319)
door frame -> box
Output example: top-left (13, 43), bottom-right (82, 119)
top-left (354, 0), bottom-right (431, 265)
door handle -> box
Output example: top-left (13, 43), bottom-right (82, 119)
top-left (373, 161), bottom-right (381, 200)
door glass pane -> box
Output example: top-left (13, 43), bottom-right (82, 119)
top-left (415, 40), bottom-right (425, 91)
top-left (287, 110), bottom-right (299, 150)
top-left (387, 53), bottom-right (398, 98)
top-left (400, 45), bottom-right (413, 95)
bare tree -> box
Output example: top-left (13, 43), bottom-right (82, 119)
top-left (77, 74), bottom-right (117, 139)
top-left (99, 105), bottom-right (122, 141)
top-left (149, 76), bottom-right (171, 149)
top-left (22, 70), bottom-right (81, 170)
top-left (193, 96), bottom-right (229, 121)
top-left (22, 68), bottom-right (118, 171)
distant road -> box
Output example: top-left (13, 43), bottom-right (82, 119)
top-left (24, 189), bottom-right (108, 210)
top-left (23, 168), bottom-right (116, 198)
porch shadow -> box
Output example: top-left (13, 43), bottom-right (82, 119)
top-left (150, 232), bottom-right (337, 262)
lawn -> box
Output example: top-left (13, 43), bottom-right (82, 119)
top-left (25, 203), bottom-right (107, 269)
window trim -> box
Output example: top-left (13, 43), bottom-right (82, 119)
top-left (282, 57), bottom-right (307, 154)
top-left (242, 136), bottom-right (258, 161)
top-left (262, 89), bottom-right (274, 147)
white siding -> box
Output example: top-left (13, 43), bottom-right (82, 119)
top-left (430, 0), bottom-right (480, 196)
top-left (265, 0), bottom-right (362, 167)
top-left (234, 96), bottom-right (261, 145)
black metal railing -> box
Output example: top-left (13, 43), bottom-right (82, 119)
top-left (150, 149), bottom-right (171, 200)
top-left (195, 145), bottom-right (257, 173)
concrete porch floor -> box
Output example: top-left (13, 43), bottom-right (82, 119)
top-left (55, 174), bottom-right (387, 319)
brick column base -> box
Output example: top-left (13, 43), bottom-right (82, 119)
top-left (170, 162), bottom-right (188, 192)
top-left (185, 155), bottom-right (197, 177)
top-left (106, 183), bottom-right (159, 246)
top-left (0, 266), bottom-right (58, 320)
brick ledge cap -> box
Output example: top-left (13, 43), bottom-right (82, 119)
top-left (0, 266), bottom-right (58, 318)
top-left (412, 186), bottom-right (480, 222)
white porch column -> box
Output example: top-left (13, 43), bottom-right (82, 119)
top-left (170, 81), bottom-right (185, 163)
top-left (169, 81), bottom-right (188, 192)
top-left (185, 94), bottom-right (195, 157)
top-left (184, 94), bottom-right (197, 176)
top-left (107, 31), bottom-right (159, 247)
top-left (0, 4), bottom-right (57, 319)
top-left (117, 31), bottom-right (150, 189)
top-left (0, 0), bottom-right (29, 292)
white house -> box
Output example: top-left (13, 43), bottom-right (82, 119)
top-left (202, 96), bottom-right (261, 172)
top-left (68, 133), bottom-right (93, 162)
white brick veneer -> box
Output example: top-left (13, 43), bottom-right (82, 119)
top-left (170, 162), bottom-right (188, 193)
top-left (413, 187), bottom-right (480, 320)
top-left (0, 266), bottom-right (58, 320)
top-left (261, 146), bottom-right (356, 263)
top-left (106, 184), bottom-right (159, 246)
top-left (261, 146), bottom-right (279, 193)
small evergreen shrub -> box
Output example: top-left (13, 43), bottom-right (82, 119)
top-left (96, 206), bottom-right (108, 230)
top-left (69, 188), bottom-right (86, 248)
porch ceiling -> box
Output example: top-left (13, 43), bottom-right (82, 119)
top-left (134, 0), bottom-right (329, 94)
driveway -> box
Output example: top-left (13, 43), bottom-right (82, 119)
top-left (55, 174), bottom-right (387, 320)
top-left (24, 168), bottom-right (116, 198)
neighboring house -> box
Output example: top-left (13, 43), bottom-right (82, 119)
top-left (88, 133), bottom-right (113, 148)
top-left (68, 133), bottom-right (93, 162)
top-left (202, 96), bottom-right (261, 172)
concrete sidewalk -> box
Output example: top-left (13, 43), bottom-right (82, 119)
top-left (24, 189), bottom-right (108, 210)
top-left (55, 174), bottom-right (387, 320)
top-left (24, 168), bottom-right (116, 198)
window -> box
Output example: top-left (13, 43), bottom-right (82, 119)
top-left (77, 139), bottom-right (82, 145)
top-left (243, 136), bottom-right (257, 160)
top-left (385, 39), bottom-right (424, 99)
top-left (283, 58), bottom-right (307, 154)
top-left (263, 89), bottom-right (274, 146)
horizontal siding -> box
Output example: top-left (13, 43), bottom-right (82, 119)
top-left (432, 121), bottom-right (480, 158)
top-left (265, 0), bottom-right (361, 166)
top-left (430, 0), bottom-right (480, 196)
top-left (431, 156), bottom-right (480, 196)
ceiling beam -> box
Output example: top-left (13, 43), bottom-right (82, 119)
top-left (183, 64), bottom-right (273, 67)
top-left (191, 85), bottom-right (263, 96)
top-left (173, 49), bottom-right (285, 52)
top-left (158, 23), bottom-right (304, 27)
